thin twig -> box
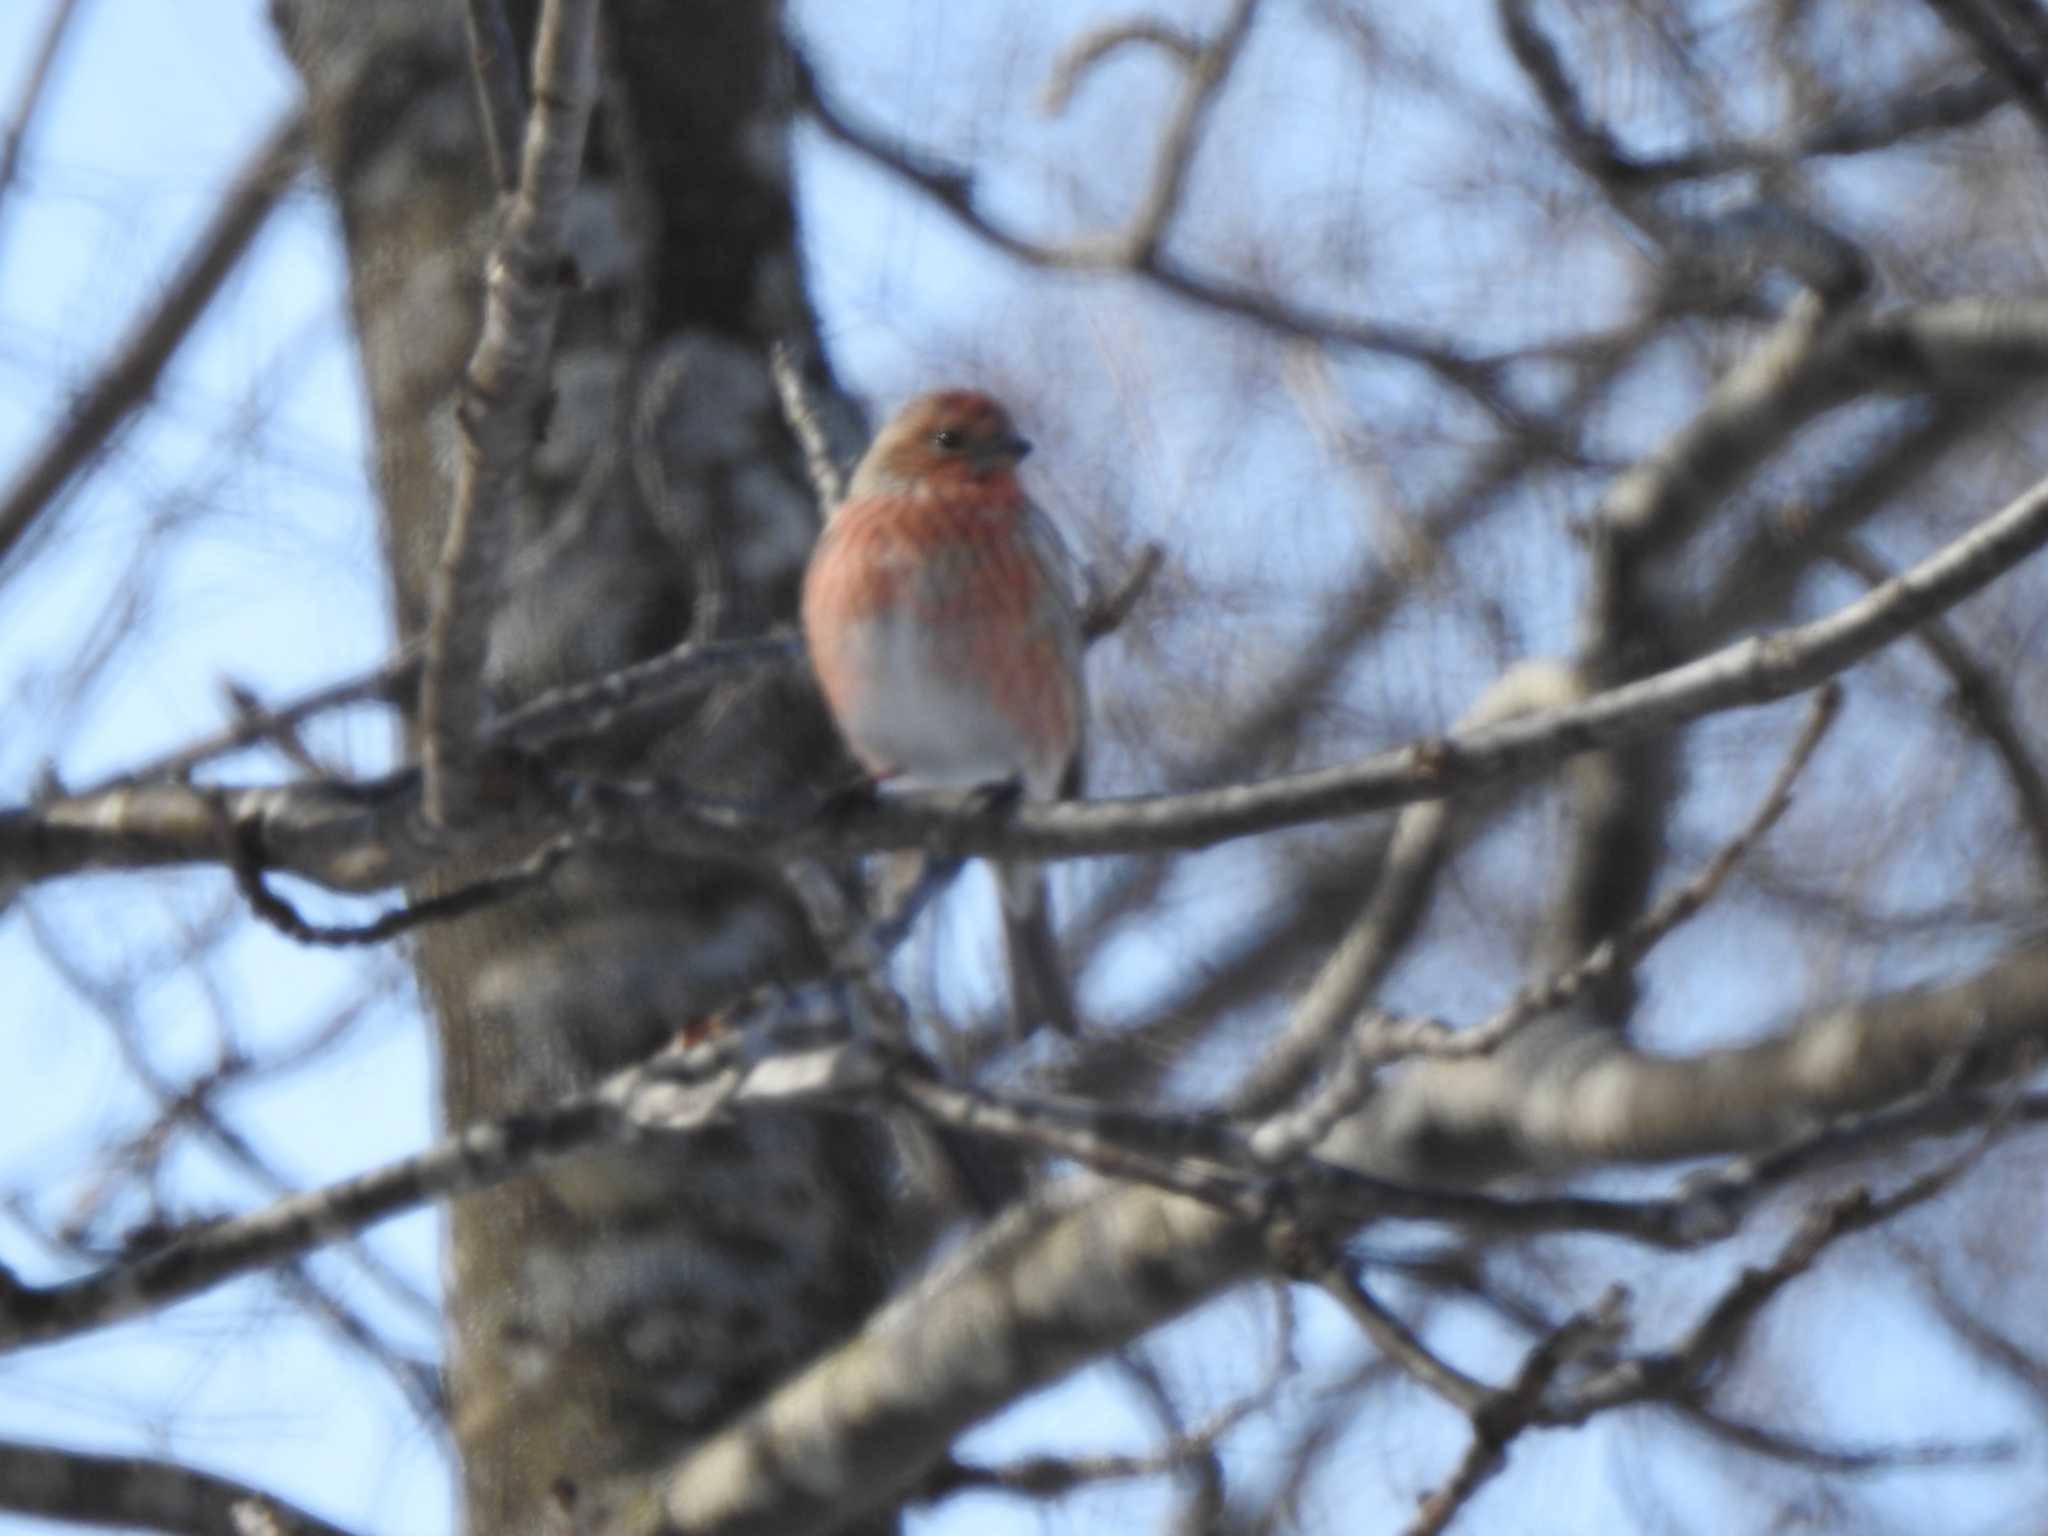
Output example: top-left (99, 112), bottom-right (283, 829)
top-left (0, 108), bottom-right (307, 576)
top-left (84, 649), bottom-right (417, 790)
top-left (228, 819), bottom-right (574, 948)
top-left (1042, 19), bottom-right (1201, 114)
top-left (1315, 1259), bottom-right (1490, 1412)
top-left (788, 45), bottom-right (1514, 419)
top-left (1451, 680), bottom-right (1841, 1048)
top-left (492, 632), bottom-right (798, 750)
top-left (1625, 67), bottom-right (2013, 182)
top-left (1405, 1290), bottom-right (1628, 1536)
top-left (0, 0), bottom-right (88, 261)
top-left (1672, 1400), bottom-right (2014, 1474)
top-left (1115, 0), bottom-right (1263, 267)
top-left (1830, 536), bottom-right (2048, 887)
top-left (462, 0), bottom-right (527, 195)
top-left (1080, 541), bottom-right (1165, 642)
top-left (419, 0), bottom-right (601, 827)
top-left (1918, 0), bottom-right (2048, 142)
top-left (770, 340), bottom-right (844, 511)
top-left (921, 1388), bottom-right (1268, 1504)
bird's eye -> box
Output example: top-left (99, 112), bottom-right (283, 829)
top-left (932, 428), bottom-right (964, 451)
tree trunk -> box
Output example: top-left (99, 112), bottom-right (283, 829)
top-left (272, 5), bottom-right (890, 1530)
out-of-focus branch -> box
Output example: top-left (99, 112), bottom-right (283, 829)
top-left (1696, 396), bottom-right (2000, 646)
top-left (0, 108), bottom-right (306, 576)
top-left (1672, 1401), bottom-right (2014, 1474)
top-left (1249, 680), bottom-right (1834, 1164)
top-left (1569, 1148), bottom-right (1999, 1422)
top-left (486, 633), bottom-right (797, 750)
top-left (1234, 659), bottom-right (1584, 1120)
top-left (0, 1437), bottom-right (362, 1536)
top-left (1494, 0), bottom-right (1870, 299)
top-left (1404, 1290), bottom-right (1626, 1536)
top-left (1041, 19), bottom-right (1201, 113)
top-left (1079, 540), bottom-right (1164, 641)
top-left (1448, 681), bottom-right (1837, 1043)
top-left (418, 0), bottom-right (600, 826)
top-left (0, 0), bottom-right (88, 254)
top-left (1398, 1141), bottom-right (2001, 1533)
top-left (1, 957), bottom-right (2040, 1516)
top-left (1919, 0), bottom-right (2048, 142)
top-left (93, 643), bottom-right (423, 789)
top-left (769, 340), bottom-right (845, 510)
top-left (0, 1023), bottom-right (1701, 1356)
top-left (91, 531), bottom-right (1155, 800)
top-left (461, 0), bottom-right (525, 195)
top-left (639, 954), bottom-right (2048, 1536)
top-left (1829, 537), bottom-right (2048, 886)
top-left (1098, 0), bottom-right (1262, 267)
top-left (788, 39), bottom-right (1517, 418)
top-left (1315, 1262), bottom-right (1491, 1412)
top-left (1627, 67), bottom-right (2013, 181)
top-left (1908, 1244), bottom-right (2048, 1424)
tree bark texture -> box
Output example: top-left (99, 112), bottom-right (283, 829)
top-left (272, 5), bottom-right (890, 1531)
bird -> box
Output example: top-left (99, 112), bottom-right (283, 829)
top-left (801, 388), bottom-right (1086, 1037)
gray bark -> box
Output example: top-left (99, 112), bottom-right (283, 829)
top-left (271, 6), bottom-right (891, 1531)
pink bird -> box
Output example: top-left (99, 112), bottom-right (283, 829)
top-left (802, 389), bottom-right (1086, 1037)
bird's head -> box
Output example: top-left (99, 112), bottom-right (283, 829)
top-left (846, 389), bottom-right (1033, 498)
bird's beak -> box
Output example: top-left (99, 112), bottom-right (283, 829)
top-left (970, 436), bottom-right (1032, 479)
top-left (971, 434), bottom-right (1032, 475)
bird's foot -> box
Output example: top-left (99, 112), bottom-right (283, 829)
top-left (815, 771), bottom-right (890, 822)
top-left (968, 774), bottom-right (1027, 818)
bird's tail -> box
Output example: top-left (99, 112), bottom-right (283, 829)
top-left (997, 859), bottom-right (1081, 1037)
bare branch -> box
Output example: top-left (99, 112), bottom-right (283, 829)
top-left (0, 109), bottom-right (307, 576)
top-left (461, 0), bottom-right (526, 195)
top-left (419, 0), bottom-right (600, 826)
top-left (1830, 537), bottom-right (2048, 886)
top-left (1114, 0), bottom-right (1262, 267)
top-left (9, 451), bottom-right (2048, 899)
top-left (94, 644), bottom-right (423, 790)
top-left (1235, 659), bottom-right (1583, 1121)
top-left (1918, 0), bottom-right (2048, 143)
top-left (816, 458), bottom-right (2048, 864)
top-left (788, 42), bottom-right (1516, 417)
top-left (1627, 68), bottom-right (2013, 182)
top-left (1314, 1260), bottom-right (1490, 1413)
top-left (1, 964), bottom-right (2030, 1519)
top-left (1565, 1142), bottom-right (2005, 1424)
top-left (0, 1075), bottom-right (617, 1350)
top-left (0, 0), bottom-right (88, 253)
top-left (0, 1437), bottom-right (362, 1536)
top-left (1079, 541), bottom-right (1165, 642)
top-left (1671, 1401), bottom-right (2016, 1475)
top-left (1405, 1290), bottom-right (1627, 1536)
top-left (921, 1387), bottom-right (1269, 1504)
top-left (769, 340), bottom-right (844, 510)
top-left (1042, 19), bottom-right (1201, 115)
top-left (1454, 680), bottom-right (1840, 1048)
top-left (228, 823), bottom-right (575, 948)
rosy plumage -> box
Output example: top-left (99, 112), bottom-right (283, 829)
top-left (802, 389), bottom-right (1085, 1036)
